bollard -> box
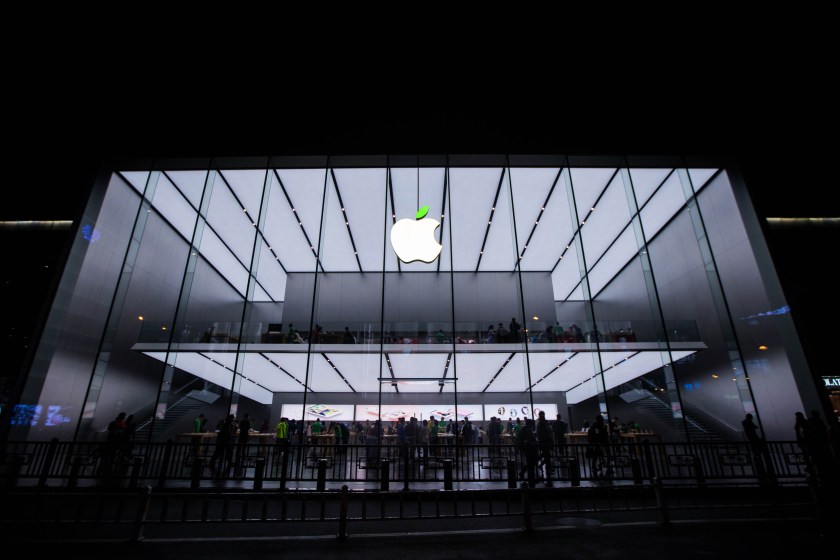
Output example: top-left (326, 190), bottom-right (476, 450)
top-left (68, 455), bottom-right (82, 488)
top-left (279, 442), bottom-right (289, 492)
top-left (443, 459), bottom-right (453, 491)
top-left (253, 457), bottom-right (265, 490)
top-left (190, 457), bottom-right (203, 489)
top-left (379, 458), bottom-right (390, 491)
top-left (132, 486), bottom-right (153, 542)
top-left (692, 456), bottom-right (705, 487)
top-left (521, 481), bottom-right (533, 531)
top-left (129, 456), bottom-right (143, 489)
top-left (157, 439), bottom-right (174, 488)
top-left (507, 459), bottom-right (517, 489)
top-left (338, 484), bottom-right (349, 539)
top-left (568, 457), bottom-right (581, 487)
top-left (403, 446), bottom-right (410, 492)
top-left (653, 477), bottom-right (670, 528)
top-left (631, 457), bottom-right (643, 485)
top-left (38, 438), bottom-right (60, 488)
top-left (8, 455), bottom-right (24, 487)
top-left (317, 459), bottom-right (328, 491)
top-left (642, 440), bottom-right (655, 480)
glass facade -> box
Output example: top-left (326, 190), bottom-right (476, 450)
top-left (9, 156), bottom-right (823, 443)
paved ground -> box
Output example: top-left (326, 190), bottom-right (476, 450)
top-left (14, 517), bottom-right (828, 559)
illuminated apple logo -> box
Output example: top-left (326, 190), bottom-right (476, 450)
top-left (390, 205), bottom-right (442, 263)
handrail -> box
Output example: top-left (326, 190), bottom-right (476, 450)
top-left (638, 377), bottom-right (739, 434)
top-left (132, 378), bottom-right (203, 433)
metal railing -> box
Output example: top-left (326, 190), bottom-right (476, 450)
top-left (1, 438), bottom-right (825, 490)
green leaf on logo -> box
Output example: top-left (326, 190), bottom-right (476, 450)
top-left (416, 206), bottom-right (429, 220)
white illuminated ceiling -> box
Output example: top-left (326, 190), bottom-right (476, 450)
top-left (137, 342), bottom-right (704, 403)
top-left (126, 164), bottom-right (717, 401)
top-left (121, 167), bottom-right (718, 301)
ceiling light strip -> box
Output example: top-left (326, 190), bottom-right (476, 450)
top-left (558, 168), bottom-right (676, 300)
top-left (329, 169), bottom-right (362, 271)
top-left (259, 353), bottom-right (310, 390)
top-left (384, 352), bottom-right (399, 393)
top-left (436, 168), bottom-right (449, 273)
top-left (475, 168), bottom-right (507, 271)
top-left (439, 351), bottom-right (452, 393)
top-left (515, 167), bottom-right (563, 266)
top-left (549, 168), bottom-right (620, 273)
top-left (563, 351), bottom-right (641, 393)
top-left (387, 169), bottom-right (401, 272)
top-left (272, 169), bottom-right (324, 271)
top-left (320, 353), bottom-right (356, 393)
top-left (196, 352), bottom-right (273, 393)
top-left (144, 171), bottom-right (275, 300)
top-left (526, 352), bottom-right (577, 390)
top-left (482, 352), bottom-right (516, 392)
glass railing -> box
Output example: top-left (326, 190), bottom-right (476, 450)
top-left (138, 319), bottom-right (700, 345)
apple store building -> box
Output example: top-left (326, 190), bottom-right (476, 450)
top-left (8, 155), bottom-right (823, 444)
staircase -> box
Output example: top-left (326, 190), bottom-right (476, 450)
top-left (632, 393), bottom-right (726, 442)
top-left (136, 398), bottom-right (206, 441)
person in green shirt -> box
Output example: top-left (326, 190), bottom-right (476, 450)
top-left (311, 419), bottom-right (322, 435)
top-left (275, 417), bottom-right (288, 444)
top-left (194, 414), bottom-right (206, 433)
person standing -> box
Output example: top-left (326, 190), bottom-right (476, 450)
top-left (235, 413), bottom-right (252, 473)
top-left (741, 413), bottom-right (761, 453)
top-left (536, 410), bottom-right (554, 486)
top-left (509, 318), bottom-right (521, 343)
top-left (587, 415), bottom-right (609, 480)
top-left (210, 414), bottom-right (235, 477)
top-left (553, 413), bottom-right (568, 458)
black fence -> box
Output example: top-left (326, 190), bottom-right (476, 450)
top-left (0, 438), bottom-right (824, 490)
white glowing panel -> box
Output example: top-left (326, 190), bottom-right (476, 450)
top-left (387, 352), bottom-right (449, 379)
top-left (262, 176), bottom-right (316, 273)
top-left (206, 177), bottom-right (256, 267)
top-left (221, 170), bottom-right (267, 220)
top-left (322, 352), bottom-right (383, 394)
top-left (510, 167), bottom-right (560, 257)
top-left (689, 169), bottom-right (718, 192)
top-left (641, 172), bottom-right (686, 241)
top-left (167, 170), bottom-right (209, 209)
top-left (241, 353), bottom-right (306, 392)
top-left (253, 242), bottom-right (286, 302)
top-left (552, 242), bottom-right (581, 301)
top-left (484, 355), bottom-right (531, 392)
top-left (152, 173), bottom-right (199, 241)
top-left (121, 171), bottom-right (150, 194)
top-left (480, 178), bottom-right (517, 271)
top-left (319, 172), bottom-right (358, 270)
top-left (570, 168), bottom-right (616, 222)
top-left (450, 353), bottom-right (512, 392)
top-left (276, 169), bottom-right (327, 253)
top-left (142, 351), bottom-right (272, 405)
top-left (530, 352), bottom-right (596, 392)
top-left (333, 168), bottom-right (387, 271)
top-left (202, 351), bottom-right (238, 370)
top-left (629, 168), bottom-right (672, 208)
top-left (448, 167), bottom-right (503, 272)
top-left (308, 353), bottom-right (359, 393)
top-left (565, 350), bottom-right (695, 404)
top-left (264, 353), bottom-right (311, 387)
top-left (580, 173), bottom-right (631, 267)
top-left (587, 228), bottom-right (638, 297)
top-left (518, 169), bottom-right (574, 272)
top-left (199, 228), bottom-right (248, 296)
